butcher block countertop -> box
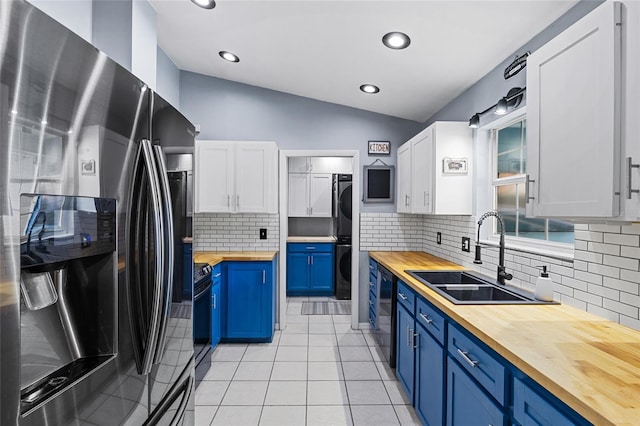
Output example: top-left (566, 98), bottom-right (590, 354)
top-left (286, 236), bottom-right (336, 243)
top-left (369, 251), bottom-right (640, 426)
top-left (194, 251), bottom-right (277, 266)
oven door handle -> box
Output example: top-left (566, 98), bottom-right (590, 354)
top-left (193, 280), bottom-right (212, 301)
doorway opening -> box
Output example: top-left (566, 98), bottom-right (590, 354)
top-left (278, 150), bottom-right (360, 331)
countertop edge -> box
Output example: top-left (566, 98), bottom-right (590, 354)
top-left (194, 251), bottom-right (278, 266)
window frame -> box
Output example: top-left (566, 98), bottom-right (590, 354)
top-left (482, 110), bottom-right (574, 260)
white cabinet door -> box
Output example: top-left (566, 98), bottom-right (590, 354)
top-left (236, 142), bottom-right (277, 213)
top-left (526, 1), bottom-right (621, 218)
top-left (309, 173), bottom-right (333, 217)
top-left (411, 130), bottom-right (433, 214)
top-left (397, 142), bottom-right (412, 213)
top-left (195, 140), bottom-right (278, 213)
top-left (288, 174), bottom-right (309, 217)
top-left (195, 141), bottom-right (233, 213)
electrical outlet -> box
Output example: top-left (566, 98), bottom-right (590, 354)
top-left (462, 237), bottom-right (470, 252)
top-left (259, 228), bottom-right (267, 239)
top-left (436, 232), bottom-right (442, 245)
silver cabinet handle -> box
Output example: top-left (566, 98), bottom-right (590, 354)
top-left (213, 293), bottom-right (217, 309)
top-left (262, 270), bottom-right (266, 283)
top-left (307, 256), bottom-right (310, 265)
top-left (627, 157), bottom-right (640, 199)
top-left (457, 348), bottom-right (479, 368)
top-left (306, 247), bottom-right (316, 250)
top-left (404, 194), bottom-right (409, 207)
top-left (227, 194), bottom-right (230, 207)
top-left (311, 256), bottom-right (313, 265)
top-left (525, 175), bottom-right (535, 203)
top-left (369, 264), bottom-right (374, 270)
top-left (398, 292), bottom-right (407, 301)
top-left (213, 273), bottom-right (221, 278)
top-left (236, 194), bottom-right (240, 208)
top-left (310, 207), bottom-right (313, 215)
top-left (369, 281), bottom-right (374, 287)
top-left (413, 332), bottom-right (419, 349)
top-left (419, 312), bottom-right (433, 324)
top-left (369, 299), bottom-right (374, 305)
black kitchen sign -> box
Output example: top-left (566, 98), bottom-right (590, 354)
top-left (368, 141), bottom-right (390, 155)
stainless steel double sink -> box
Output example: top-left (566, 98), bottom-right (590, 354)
top-left (405, 270), bottom-right (559, 305)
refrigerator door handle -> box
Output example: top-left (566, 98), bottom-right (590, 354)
top-left (126, 139), bottom-right (166, 375)
top-left (143, 368), bottom-right (194, 426)
top-left (152, 145), bottom-right (174, 364)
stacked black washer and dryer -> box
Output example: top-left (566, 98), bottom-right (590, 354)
top-left (333, 174), bottom-right (352, 300)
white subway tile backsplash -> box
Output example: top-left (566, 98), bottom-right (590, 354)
top-left (587, 242), bottom-right (621, 256)
top-left (603, 254), bottom-right (639, 271)
top-left (602, 299), bottom-right (639, 319)
top-left (603, 233), bottom-right (640, 247)
top-left (193, 213), bottom-right (280, 251)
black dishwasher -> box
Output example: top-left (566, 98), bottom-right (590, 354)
top-left (377, 265), bottom-right (397, 368)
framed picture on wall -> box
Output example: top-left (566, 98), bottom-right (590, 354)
top-left (442, 157), bottom-right (468, 174)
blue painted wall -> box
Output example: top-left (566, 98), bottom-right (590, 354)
top-left (179, 71), bottom-right (424, 213)
top-left (157, 47), bottom-right (181, 109)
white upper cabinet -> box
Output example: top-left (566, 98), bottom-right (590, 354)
top-left (195, 140), bottom-right (278, 213)
top-left (526, 1), bottom-right (640, 220)
top-left (397, 122), bottom-right (472, 215)
top-left (288, 173), bottom-right (332, 217)
top-left (397, 143), bottom-right (412, 213)
top-left (309, 174), bottom-right (333, 216)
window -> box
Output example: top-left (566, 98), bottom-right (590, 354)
top-left (492, 119), bottom-right (574, 245)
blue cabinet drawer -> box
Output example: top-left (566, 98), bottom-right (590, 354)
top-left (369, 306), bottom-right (377, 329)
top-left (369, 258), bottom-right (378, 274)
top-left (369, 288), bottom-right (377, 310)
top-left (448, 324), bottom-right (506, 406)
top-left (212, 264), bottom-right (222, 284)
top-left (416, 298), bottom-right (446, 345)
top-left (288, 242), bottom-right (334, 253)
top-left (369, 273), bottom-right (377, 293)
top-left (513, 378), bottom-right (576, 426)
top-left (397, 280), bottom-right (416, 315)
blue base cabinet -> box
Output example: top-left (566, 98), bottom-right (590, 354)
top-left (447, 357), bottom-right (505, 426)
top-left (221, 259), bottom-right (276, 343)
top-left (415, 298), bottom-right (446, 426)
top-left (396, 304), bottom-right (415, 403)
top-left (210, 264), bottom-right (222, 349)
top-left (286, 243), bottom-right (334, 296)
top-left (396, 280), bottom-right (417, 404)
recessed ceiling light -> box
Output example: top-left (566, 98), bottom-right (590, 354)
top-left (191, 0), bottom-right (216, 9)
top-left (360, 84), bottom-right (380, 94)
top-left (219, 51), bottom-right (240, 63)
top-left (382, 32), bottom-right (411, 50)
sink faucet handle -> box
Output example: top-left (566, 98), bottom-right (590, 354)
top-left (473, 244), bottom-right (483, 264)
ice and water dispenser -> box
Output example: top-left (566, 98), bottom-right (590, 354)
top-left (19, 194), bottom-right (116, 415)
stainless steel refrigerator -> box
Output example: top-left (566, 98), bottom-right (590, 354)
top-left (1, 1), bottom-right (196, 424)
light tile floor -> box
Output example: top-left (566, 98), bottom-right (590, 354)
top-left (194, 297), bottom-right (421, 426)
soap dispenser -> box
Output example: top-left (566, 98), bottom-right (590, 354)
top-left (534, 265), bottom-right (554, 301)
